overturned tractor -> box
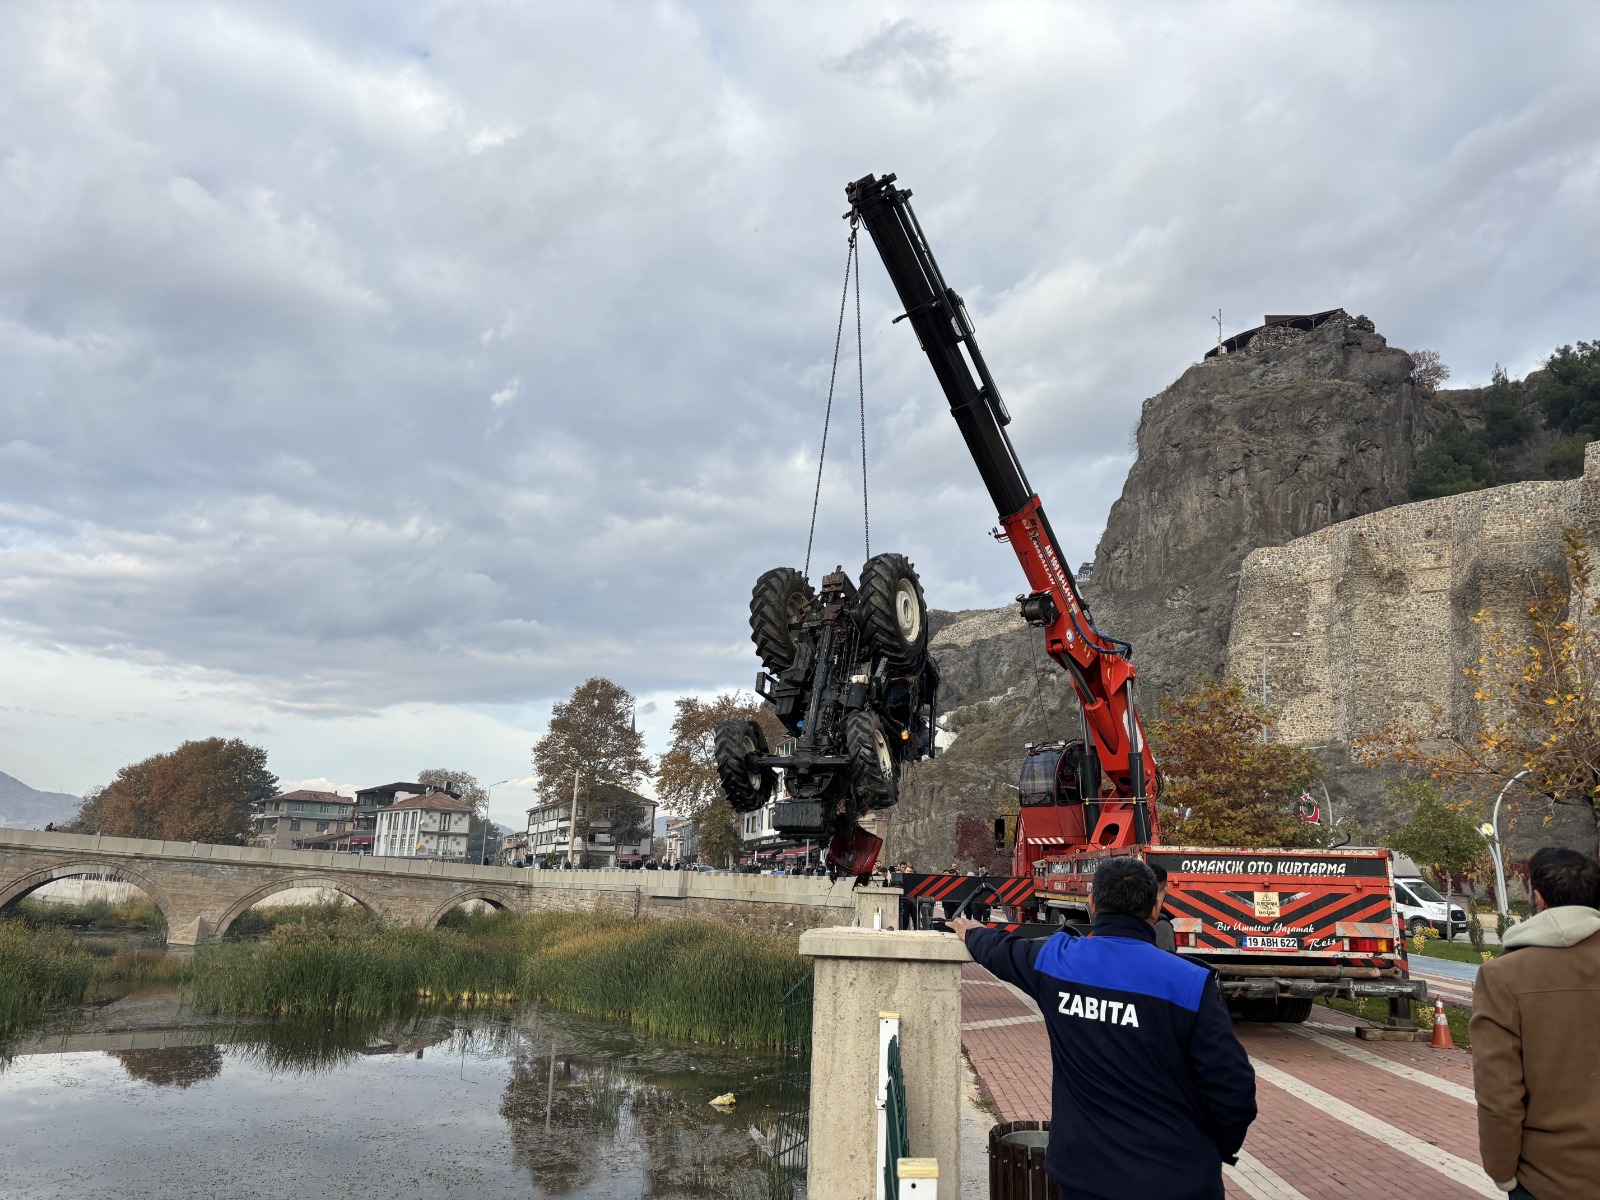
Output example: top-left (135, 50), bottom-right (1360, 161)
top-left (713, 552), bottom-right (939, 876)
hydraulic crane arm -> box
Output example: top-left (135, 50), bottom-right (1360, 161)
top-left (847, 172), bottom-right (1160, 845)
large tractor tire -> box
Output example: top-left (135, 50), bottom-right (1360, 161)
top-left (857, 553), bottom-right (928, 671)
top-left (713, 719), bottom-right (774, 814)
top-left (749, 568), bottom-right (815, 673)
top-left (846, 710), bottom-right (899, 810)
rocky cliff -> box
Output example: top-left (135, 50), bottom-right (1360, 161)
top-left (1084, 310), bottom-right (1431, 700)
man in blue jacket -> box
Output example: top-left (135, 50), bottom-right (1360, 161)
top-left (949, 856), bottom-right (1257, 1199)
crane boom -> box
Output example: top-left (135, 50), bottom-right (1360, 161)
top-left (847, 172), bottom-right (1160, 850)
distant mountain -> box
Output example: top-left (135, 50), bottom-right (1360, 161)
top-left (0, 771), bottom-right (81, 829)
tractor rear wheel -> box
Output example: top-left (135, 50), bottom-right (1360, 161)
top-left (857, 553), bottom-right (927, 671)
top-left (714, 720), bottom-right (774, 814)
top-left (846, 710), bottom-right (899, 810)
top-left (750, 568), bottom-right (815, 673)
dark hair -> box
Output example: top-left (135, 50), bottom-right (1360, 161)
top-left (1529, 847), bottom-right (1600, 909)
top-left (1093, 856), bottom-right (1159, 918)
top-left (1148, 862), bottom-right (1168, 885)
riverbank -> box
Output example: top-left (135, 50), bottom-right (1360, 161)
top-left (3, 907), bottom-right (807, 1050)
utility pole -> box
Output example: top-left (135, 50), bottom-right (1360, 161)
top-left (1214, 309), bottom-right (1224, 350)
top-left (567, 768), bottom-right (581, 867)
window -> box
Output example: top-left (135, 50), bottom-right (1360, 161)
top-left (316, 821), bottom-right (329, 833)
top-left (290, 819), bottom-right (301, 831)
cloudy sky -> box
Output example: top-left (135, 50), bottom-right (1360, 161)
top-left (3, 2), bottom-right (1598, 827)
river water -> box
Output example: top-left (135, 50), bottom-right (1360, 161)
top-left (1, 987), bottom-right (804, 1199)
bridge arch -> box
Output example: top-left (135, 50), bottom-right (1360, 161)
top-left (0, 860), bottom-right (177, 929)
top-left (215, 876), bottom-right (386, 937)
top-left (425, 888), bottom-right (519, 928)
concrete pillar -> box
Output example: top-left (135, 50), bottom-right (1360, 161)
top-left (852, 885), bottom-right (902, 930)
top-left (798, 928), bottom-right (966, 1200)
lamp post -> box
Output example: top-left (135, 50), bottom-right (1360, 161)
top-left (1258, 632), bottom-right (1303, 740)
top-left (1484, 769), bottom-right (1530, 926)
top-left (484, 780), bottom-right (510, 864)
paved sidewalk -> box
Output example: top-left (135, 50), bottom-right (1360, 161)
top-left (960, 963), bottom-right (1493, 1200)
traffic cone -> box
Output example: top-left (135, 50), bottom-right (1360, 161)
top-left (1430, 996), bottom-right (1455, 1049)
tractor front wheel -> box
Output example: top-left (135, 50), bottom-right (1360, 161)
top-left (846, 710), bottom-right (899, 810)
top-left (714, 720), bottom-right (774, 814)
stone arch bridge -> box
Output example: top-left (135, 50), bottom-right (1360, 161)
top-left (0, 828), bottom-right (895, 944)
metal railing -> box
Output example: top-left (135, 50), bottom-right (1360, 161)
top-left (768, 969), bottom-right (813, 1198)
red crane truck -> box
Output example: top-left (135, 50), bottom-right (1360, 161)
top-left (847, 172), bottom-right (1425, 1022)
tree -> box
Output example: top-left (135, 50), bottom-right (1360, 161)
top-left (1481, 365), bottom-right (1534, 449)
top-left (1408, 415), bottom-right (1498, 500)
top-left (1357, 530), bottom-right (1600, 852)
top-left (1409, 349), bottom-right (1451, 392)
top-left (1148, 679), bottom-right (1326, 848)
top-left (656, 693), bottom-right (785, 868)
top-left (75, 738), bottom-right (277, 843)
top-left (531, 678), bottom-right (650, 803)
top-left (1383, 779), bottom-right (1488, 939)
top-left (415, 768), bottom-right (487, 815)
top-left (1539, 338), bottom-right (1600, 438)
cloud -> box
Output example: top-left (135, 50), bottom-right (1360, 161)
top-left (3, 1), bottom-right (1600, 793)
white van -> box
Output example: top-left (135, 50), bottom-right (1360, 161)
top-left (1392, 875), bottom-right (1470, 939)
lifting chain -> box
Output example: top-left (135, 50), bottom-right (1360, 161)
top-left (804, 210), bottom-right (870, 579)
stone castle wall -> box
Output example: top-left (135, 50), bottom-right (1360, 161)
top-left (1225, 441), bottom-right (1600, 749)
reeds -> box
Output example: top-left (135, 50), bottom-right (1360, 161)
top-left (10, 896), bottom-right (165, 933)
top-left (514, 912), bottom-right (807, 1049)
top-left (191, 919), bottom-right (524, 1019)
top-left (189, 909), bottom-right (806, 1048)
top-left (225, 900), bottom-right (370, 938)
top-left (0, 923), bottom-right (96, 1033)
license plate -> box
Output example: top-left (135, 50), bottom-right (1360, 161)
top-left (1242, 936), bottom-right (1300, 950)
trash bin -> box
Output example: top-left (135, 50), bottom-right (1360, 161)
top-left (987, 1120), bottom-right (1057, 1199)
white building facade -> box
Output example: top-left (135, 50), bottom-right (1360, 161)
top-left (373, 793), bottom-right (475, 860)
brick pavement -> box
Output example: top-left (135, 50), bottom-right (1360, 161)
top-left (960, 963), bottom-right (1492, 1200)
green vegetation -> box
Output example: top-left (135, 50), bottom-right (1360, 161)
top-left (8, 896), bottom-right (165, 933)
top-left (1407, 346), bottom-right (1600, 500)
top-left (0, 923), bottom-right (97, 1035)
top-left (1412, 939), bottom-right (1499, 964)
top-left (1383, 779), bottom-right (1489, 901)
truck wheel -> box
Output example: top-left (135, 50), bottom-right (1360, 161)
top-left (714, 720), bottom-right (774, 814)
top-left (846, 710), bottom-right (899, 809)
top-left (857, 553), bottom-right (928, 671)
top-left (750, 568), bottom-right (815, 672)
top-left (1274, 998), bottom-right (1313, 1023)
top-left (1231, 998), bottom-right (1279, 1022)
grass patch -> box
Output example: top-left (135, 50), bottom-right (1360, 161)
top-left (1412, 940), bottom-right (1499, 964)
top-left (9, 897), bottom-right (164, 934)
top-left (1318, 995), bottom-right (1473, 1048)
top-left (0, 923), bottom-right (97, 1035)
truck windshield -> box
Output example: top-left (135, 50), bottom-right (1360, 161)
top-left (1018, 747), bottom-right (1061, 806)
top-left (1407, 881), bottom-right (1445, 904)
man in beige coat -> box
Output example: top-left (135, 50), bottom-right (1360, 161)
top-left (1471, 846), bottom-right (1600, 1200)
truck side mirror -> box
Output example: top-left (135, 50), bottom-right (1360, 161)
top-left (993, 817), bottom-right (1006, 849)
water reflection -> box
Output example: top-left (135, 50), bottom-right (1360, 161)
top-left (1, 994), bottom-right (801, 1199)
top-left (110, 1044), bottom-right (223, 1088)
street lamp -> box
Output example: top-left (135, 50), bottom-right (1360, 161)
top-left (1485, 769), bottom-right (1531, 926)
top-left (1259, 632), bottom-right (1303, 740)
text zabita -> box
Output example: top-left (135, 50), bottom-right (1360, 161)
top-left (1057, 990), bottom-right (1140, 1027)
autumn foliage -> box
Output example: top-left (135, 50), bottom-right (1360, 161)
top-left (73, 738), bottom-right (277, 843)
top-left (655, 693), bottom-right (784, 868)
top-left (1357, 530), bottom-right (1600, 851)
top-left (1148, 679), bottom-right (1325, 848)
